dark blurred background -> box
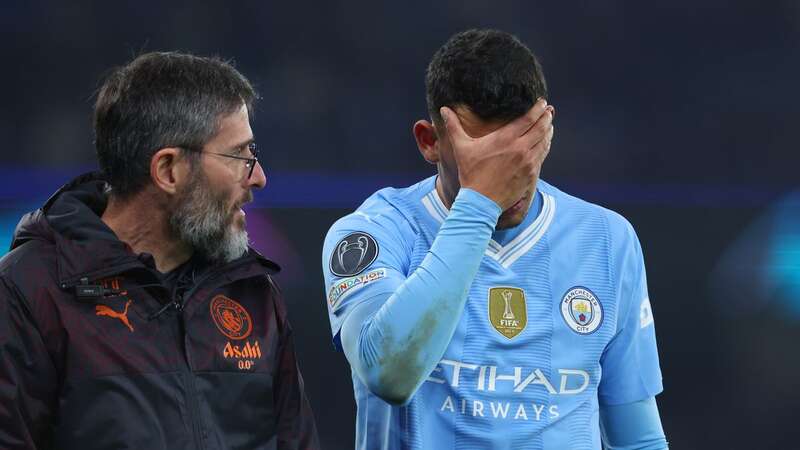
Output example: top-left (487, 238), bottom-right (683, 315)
top-left (2, 1), bottom-right (799, 449)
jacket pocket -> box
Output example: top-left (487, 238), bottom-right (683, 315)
top-left (193, 371), bottom-right (276, 450)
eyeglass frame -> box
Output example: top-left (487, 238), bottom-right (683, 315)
top-left (179, 142), bottom-right (260, 180)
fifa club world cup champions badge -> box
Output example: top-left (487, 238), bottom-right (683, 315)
top-left (488, 287), bottom-right (528, 339)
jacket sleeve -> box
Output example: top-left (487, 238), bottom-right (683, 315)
top-left (270, 279), bottom-right (320, 450)
top-left (0, 278), bottom-right (59, 450)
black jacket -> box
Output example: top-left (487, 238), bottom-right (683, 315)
top-left (0, 173), bottom-right (319, 449)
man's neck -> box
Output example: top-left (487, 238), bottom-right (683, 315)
top-left (101, 192), bottom-right (192, 273)
top-left (435, 175), bottom-right (458, 210)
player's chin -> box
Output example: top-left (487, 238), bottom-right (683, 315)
top-left (496, 207), bottom-right (528, 230)
top-left (496, 195), bottom-right (534, 229)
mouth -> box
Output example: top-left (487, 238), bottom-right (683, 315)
top-left (232, 202), bottom-right (249, 222)
top-left (504, 195), bottom-right (528, 215)
top-left (233, 192), bottom-right (254, 218)
top-left (235, 203), bottom-right (248, 218)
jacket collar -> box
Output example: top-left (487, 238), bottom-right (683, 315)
top-left (12, 171), bottom-right (280, 287)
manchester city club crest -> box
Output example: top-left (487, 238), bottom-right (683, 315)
top-left (488, 287), bottom-right (527, 339)
top-left (560, 287), bottom-right (603, 334)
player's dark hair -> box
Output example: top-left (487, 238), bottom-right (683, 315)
top-left (94, 51), bottom-right (257, 199)
top-left (426, 29), bottom-right (547, 124)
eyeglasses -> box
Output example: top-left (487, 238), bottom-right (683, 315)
top-left (181, 142), bottom-right (260, 180)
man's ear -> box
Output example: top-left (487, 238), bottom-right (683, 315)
top-left (413, 119), bottom-right (441, 164)
top-left (150, 147), bottom-right (191, 195)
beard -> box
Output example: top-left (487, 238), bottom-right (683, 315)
top-left (169, 170), bottom-right (251, 264)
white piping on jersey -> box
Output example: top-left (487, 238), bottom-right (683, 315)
top-left (421, 193), bottom-right (443, 223)
top-left (421, 189), bottom-right (557, 269)
top-left (494, 194), bottom-right (556, 268)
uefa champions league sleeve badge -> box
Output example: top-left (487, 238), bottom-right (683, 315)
top-left (560, 287), bottom-right (603, 334)
top-left (329, 232), bottom-right (379, 277)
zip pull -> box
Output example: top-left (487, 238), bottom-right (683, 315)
top-left (147, 300), bottom-right (178, 320)
top-left (146, 295), bottom-right (183, 321)
top-left (173, 294), bottom-right (184, 312)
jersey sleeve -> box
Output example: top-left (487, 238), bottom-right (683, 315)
top-left (599, 397), bottom-right (668, 449)
top-left (598, 217), bottom-right (664, 406)
top-left (321, 207), bottom-right (410, 349)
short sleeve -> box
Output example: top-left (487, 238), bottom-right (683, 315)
top-left (598, 219), bottom-right (664, 406)
top-left (321, 208), bottom-right (411, 349)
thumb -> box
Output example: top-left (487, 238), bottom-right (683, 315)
top-left (439, 106), bottom-right (468, 142)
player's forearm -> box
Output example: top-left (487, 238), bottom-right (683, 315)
top-left (600, 397), bottom-right (668, 450)
top-left (341, 188), bottom-right (500, 405)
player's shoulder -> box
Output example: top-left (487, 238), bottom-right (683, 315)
top-left (539, 180), bottom-right (638, 242)
top-left (323, 178), bottom-right (433, 279)
top-left (326, 176), bottom-right (434, 239)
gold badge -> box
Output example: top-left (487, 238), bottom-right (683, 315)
top-left (488, 287), bottom-right (527, 339)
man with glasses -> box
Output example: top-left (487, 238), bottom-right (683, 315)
top-left (0, 52), bottom-right (319, 449)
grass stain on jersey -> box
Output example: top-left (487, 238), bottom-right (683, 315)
top-left (377, 309), bottom-right (440, 404)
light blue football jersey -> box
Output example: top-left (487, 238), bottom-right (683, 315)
top-left (322, 176), bottom-right (663, 450)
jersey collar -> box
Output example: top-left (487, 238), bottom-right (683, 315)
top-left (421, 181), bottom-right (556, 269)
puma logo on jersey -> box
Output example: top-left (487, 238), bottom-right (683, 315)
top-left (96, 300), bottom-right (134, 332)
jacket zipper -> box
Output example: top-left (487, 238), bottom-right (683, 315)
top-left (170, 294), bottom-right (206, 450)
top-left (172, 258), bottom-right (256, 450)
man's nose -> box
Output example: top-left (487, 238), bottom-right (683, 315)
top-left (248, 161), bottom-right (267, 189)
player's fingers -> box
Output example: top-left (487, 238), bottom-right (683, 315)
top-left (521, 142), bottom-right (541, 179)
top-left (543, 125), bottom-right (554, 157)
top-left (519, 104), bottom-right (554, 144)
top-left (439, 106), bottom-right (469, 143)
top-left (540, 106), bottom-right (555, 153)
top-left (521, 108), bottom-right (553, 150)
top-left (544, 123), bottom-right (554, 146)
top-left (512, 98), bottom-right (549, 137)
top-left (530, 124), bottom-right (554, 161)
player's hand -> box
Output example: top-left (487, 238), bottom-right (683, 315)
top-left (440, 98), bottom-right (554, 211)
